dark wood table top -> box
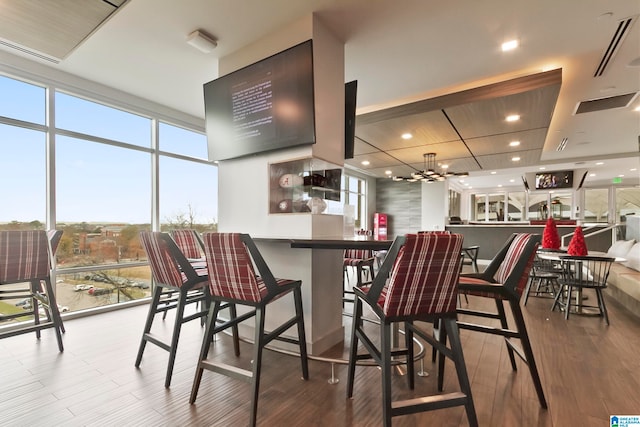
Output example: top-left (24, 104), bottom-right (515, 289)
top-left (253, 236), bottom-right (393, 250)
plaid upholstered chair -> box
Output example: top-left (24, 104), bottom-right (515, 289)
top-left (455, 233), bottom-right (547, 409)
top-left (190, 233), bottom-right (308, 427)
top-left (0, 230), bottom-right (64, 352)
top-left (170, 229), bottom-right (204, 260)
top-left (346, 233), bottom-right (477, 427)
top-left (136, 231), bottom-right (213, 388)
top-left (343, 249), bottom-right (376, 302)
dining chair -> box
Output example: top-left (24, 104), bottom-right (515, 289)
top-left (523, 252), bottom-right (561, 305)
top-left (190, 233), bottom-right (308, 427)
top-left (552, 255), bottom-right (615, 324)
top-left (343, 248), bottom-right (376, 303)
top-left (136, 231), bottom-right (212, 388)
top-left (170, 229), bottom-right (205, 260)
top-left (0, 230), bottom-right (64, 352)
top-left (454, 233), bottom-right (547, 409)
top-left (346, 233), bottom-right (477, 427)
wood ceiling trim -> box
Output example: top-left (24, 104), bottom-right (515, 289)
top-left (357, 68), bottom-right (562, 126)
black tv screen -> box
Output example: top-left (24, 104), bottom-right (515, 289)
top-left (204, 40), bottom-right (316, 161)
top-left (344, 80), bottom-right (357, 159)
top-left (535, 170), bottom-right (574, 189)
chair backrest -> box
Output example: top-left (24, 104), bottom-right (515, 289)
top-left (381, 232), bottom-right (464, 317)
top-left (0, 230), bottom-right (50, 283)
top-left (170, 229), bottom-right (204, 259)
top-left (491, 233), bottom-right (540, 296)
top-left (202, 233), bottom-right (268, 303)
top-left (344, 249), bottom-right (374, 260)
top-left (559, 255), bottom-right (614, 286)
top-left (140, 231), bottom-right (199, 288)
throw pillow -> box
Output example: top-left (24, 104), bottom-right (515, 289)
top-left (621, 243), bottom-right (640, 271)
top-left (607, 239), bottom-right (635, 258)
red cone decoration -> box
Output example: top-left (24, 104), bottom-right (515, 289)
top-left (542, 217), bottom-right (561, 249)
top-left (567, 226), bottom-right (588, 256)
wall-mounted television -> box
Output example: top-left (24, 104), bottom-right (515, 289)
top-left (535, 170), bottom-right (574, 189)
top-left (204, 40), bottom-right (316, 161)
top-left (344, 80), bottom-right (357, 159)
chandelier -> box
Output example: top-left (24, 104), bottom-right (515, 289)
top-left (392, 152), bottom-right (469, 182)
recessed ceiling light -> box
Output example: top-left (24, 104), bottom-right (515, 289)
top-left (510, 179), bottom-right (515, 183)
top-left (501, 39), bottom-right (519, 52)
top-left (498, 184), bottom-right (503, 187)
top-left (509, 141), bottom-right (521, 147)
top-left (634, 106), bottom-right (640, 112)
top-left (361, 160), bottom-right (370, 166)
top-left (385, 170), bottom-right (392, 175)
top-left (539, 167), bottom-right (546, 170)
top-left (505, 114), bottom-right (520, 122)
top-left (631, 168), bottom-right (638, 172)
top-left (441, 164), bottom-right (449, 169)
top-left (401, 133), bottom-right (413, 140)
top-left (596, 162), bottom-right (604, 165)
top-left (512, 156), bottom-right (521, 162)
top-left (590, 173), bottom-right (596, 177)
top-left (491, 171), bottom-right (497, 175)
top-left (619, 174), bottom-right (625, 177)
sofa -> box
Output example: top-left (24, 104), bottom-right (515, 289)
top-left (605, 239), bottom-right (640, 317)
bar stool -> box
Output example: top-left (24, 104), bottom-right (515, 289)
top-left (343, 249), bottom-right (375, 303)
top-left (136, 231), bottom-right (212, 388)
top-left (347, 233), bottom-right (477, 426)
top-left (190, 233), bottom-right (308, 427)
top-left (0, 230), bottom-right (64, 352)
top-left (455, 233), bottom-right (547, 409)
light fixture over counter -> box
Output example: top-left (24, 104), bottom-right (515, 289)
top-left (392, 152), bottom-right (469, 183)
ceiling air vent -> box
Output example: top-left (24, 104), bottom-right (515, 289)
top-left (594, 15), bottom-right (636, 77)
top-left (575, 92), bottom-right (638, 114)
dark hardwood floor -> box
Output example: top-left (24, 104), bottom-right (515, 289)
top-left (1, 285), bottom-right (639, 426)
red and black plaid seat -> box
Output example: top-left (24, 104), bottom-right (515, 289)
top-left (459, 233), bottom-right (535, 299)
top-left (347, 233), bottom-right (478, 426)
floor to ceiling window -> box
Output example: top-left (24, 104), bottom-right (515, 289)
top-left (0, 73), bottom-right (217, 319)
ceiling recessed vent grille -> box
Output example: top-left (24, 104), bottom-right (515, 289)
top-left (575, 92), bottom-right (638, 114)
top-left (594, 16), bottom-right (636, 77)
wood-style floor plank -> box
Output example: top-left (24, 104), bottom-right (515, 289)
top-left (0, 285), bottom-right (639, 426)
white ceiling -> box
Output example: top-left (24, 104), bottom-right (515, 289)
top-left (0, 0), bottom-right (638, 190)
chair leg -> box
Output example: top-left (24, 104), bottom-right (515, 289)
top-left (509, 299), bottom-right (547, 409)
top-left (381, 320), bottom-right (393, 427)
top-left (164, 289), bottom-right (187, 388)
top-left (523, 276), bottom-right (535, 306)
top-left (41, 278), bottom-right (64, 352)
top-left (551, 283), bottom-right (565, 312)
top-left (436, 319), bottom-right (448, 392)
top-left (346, 297), bottom-right (362, 398)
top-left (496, 300), bottom-right (517, 371)
top-left (135, 286), bottom-right (163, 367)
top-left (190, 301), bottom-right (222, 404)
top-left (595, 288), bottom-right (610, 325)
top-left (294, 287), bottom-right (309, 379)
top-left (405, 320), bottom-right (415, 390)
top-left (564, 285), bottom-right (573, 320)
top-left (228, 303), bottom-right (241, 356)
top-left (443, 318), bottom-right (478, 427)
top-left (250, 306), bottom-right (266, 427)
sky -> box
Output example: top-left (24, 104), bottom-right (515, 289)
top-left (0, 74), bottom-right (218, 225)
